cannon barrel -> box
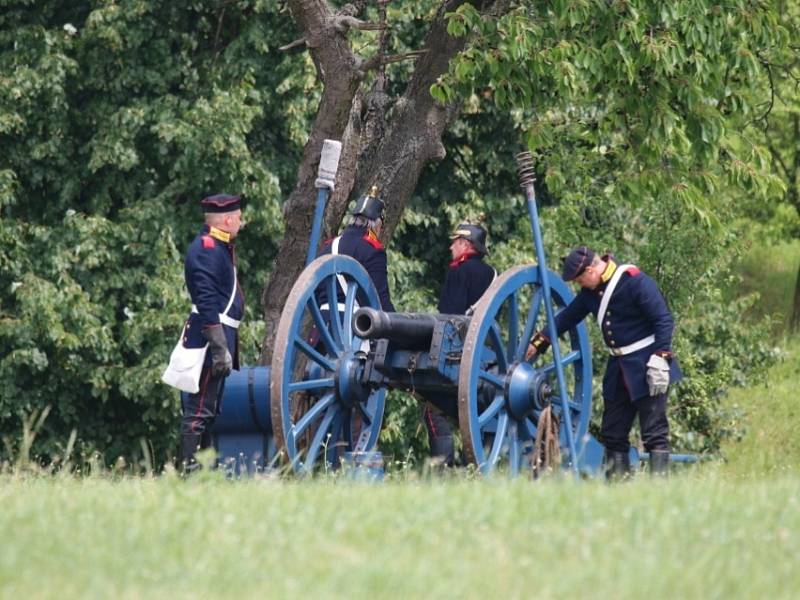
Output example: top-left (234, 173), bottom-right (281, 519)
top-left (353, 307), bottom-right (470, 350)
top-left (354, 307), bottom-right (450, 349)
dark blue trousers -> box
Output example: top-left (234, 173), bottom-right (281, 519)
top-left (180, 368), bottom-right (226, 463)
top-left (422, 393), bottom-right (459, 467)
top-left (600, 369), bottom-right (669, 454)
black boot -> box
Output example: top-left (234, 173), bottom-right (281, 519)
top-left (429, 435), bottom-right (455, 468)
top-left (180, 433), bottom-right (202, 474)
top-left (649, 450), bottom-right (670, 477)
top-left (605, 451), bottom-right (631, 482)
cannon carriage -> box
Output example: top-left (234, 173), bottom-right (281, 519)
top-left (211, 143), bottom-right (608, 476)
top-left (266, 253), bottom-right (595, 476)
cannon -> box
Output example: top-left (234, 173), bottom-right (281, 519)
top-left (268, 255), bottom-right (594, 475)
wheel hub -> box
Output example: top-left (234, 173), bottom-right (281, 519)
top-left (335, 351), bottom-right (370, 407)
top-left (505, 361), bottom-right (552, 420)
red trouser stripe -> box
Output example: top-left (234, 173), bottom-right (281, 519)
top-left (424, 406), bottom-right (439, 436)
top-left (191, 369), bottom-right (212, 433)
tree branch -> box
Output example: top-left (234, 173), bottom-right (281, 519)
top-left (333, 16), bottom-right (385, 33)
top-left (279, 37), bottom-right (306, 51)
top-left (359, 50), bottom-right (428, 72)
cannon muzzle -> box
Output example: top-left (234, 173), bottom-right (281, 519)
top-left (354, 308), bottom-right (446, 349)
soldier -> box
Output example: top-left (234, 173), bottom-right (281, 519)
top-left (317, 186), bottom-right (395, 312)
top-left (424, 222), bottom-right (496, 467)
top-left (179, 193), bottom-right (245, 469)
top-left (526, 246), bottom-right (682, 477)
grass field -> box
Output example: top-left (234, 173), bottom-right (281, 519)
top-left (1, 471), bottom-right (799, 599)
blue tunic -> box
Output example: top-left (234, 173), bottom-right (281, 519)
top-left (318, 225), bottom-right (395, 312)
top-left (181, 225), bottom-right (244, 369)
top-left (437, 254), bottom-right (495, 315)
top-left (552, 263), bottom-right (682, 401)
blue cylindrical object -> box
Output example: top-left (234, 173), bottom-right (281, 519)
top-left (213, 366), bottom-right (272, 434)
top-left (343, 451), bottom-right (385, 482)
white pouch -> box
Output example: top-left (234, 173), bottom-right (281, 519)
top-left (161, 340), bottom-right (209, 393)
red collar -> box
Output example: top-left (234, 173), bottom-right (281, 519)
top-left (449, 251), bottom-right (481, 268)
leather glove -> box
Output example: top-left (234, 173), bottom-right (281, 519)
top-left (202, 325), bottom-right (232, 377)
top-left (646, 354), bottom-right (670, 396)
top-left (525, 332), bottom-right (551, 361)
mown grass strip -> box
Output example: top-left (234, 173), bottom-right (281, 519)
top-left (1, 473), bottom-right (798, 599)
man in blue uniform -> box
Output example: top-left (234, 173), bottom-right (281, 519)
top-left (526, 246), bottom-right (681, 477)
top-left (424, 223), bottom-right (496, 467)
top-left (179, 193), bottom-right (245, 469)
top-left (317, 186), bottom-right (395, 312)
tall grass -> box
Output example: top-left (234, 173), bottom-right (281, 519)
top-left (718, 337), bottom-right (800, 476)
top-left (735, 239), bottom-right (800, 333)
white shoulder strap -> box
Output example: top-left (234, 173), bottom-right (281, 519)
top-left (597, 264), bottom-right (633, 328)
top-left (329, 236), bottom-right (359, 311)
top-left (221, 263), bottom-right (238, 317)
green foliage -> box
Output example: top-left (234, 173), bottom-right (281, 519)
top-left (0, 1), bottom-right (300, 462)
top-left (440, 0), bottom-right (787, 209)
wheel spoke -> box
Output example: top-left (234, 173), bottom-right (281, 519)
top-left (325, 408), bottom-right (348, 466)
top-left (342, 282), bottom-right (358, 349)
top-left (293, 336), bottom-right (336, 372)
top-left (303, 403), bottom-right (339, 471)
top-left (478, 394), bottom-right (504, 427)
top-left (508, 423), bottom-right (520, 477)
top-left (521, 416), bottom-right (537, 440)
top-left (486, 410), bottom-right (509, 468)
top-left (517, 289), bottom-right (543, 360)
top-left (288, 377), bottom-right (334, 394)
top-left (325, 276), bottom-right (344, 346)
top-left (487, 323), bottom-right (509, 371)
top-left (487, 411), bottom-right (508, 468)
top-left (551, 396), bottom-right (583, 413)
top-left (506, 291), bottom-right (519, 361)
top-left (354, 400), bottom-right (372, 427)
top-left (478, 369), bottom-right (505, 389)
top-left (308, 295), bottom-right (340, 356)
top-left (539, 349), bottom-right (581, 374)
top-left (352, 403), bottom-right (375, 452)
top-left (293, 392), bottom-right (335, 438)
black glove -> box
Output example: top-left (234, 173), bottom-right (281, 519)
top-left (202, 325), bottom-right (232, 377)
top-left (525, 332), bottom-right (551, 361)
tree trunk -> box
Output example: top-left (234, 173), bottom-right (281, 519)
top-left (258, 0), bottom-right (505, 364)
top-left (257, 0), bottom-right (364, 365)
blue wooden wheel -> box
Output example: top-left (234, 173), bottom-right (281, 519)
top-left (457, 265), bottom-right (593, 476)
top-left (270, 255), bottom-right (386, 474)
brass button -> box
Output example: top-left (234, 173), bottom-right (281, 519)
top-left (605, 321), bottom-right (611, 326)
top-left (607, 310), bottom-right (612, 316)
top-left (610, 340), bottom-right (616, 346)
top-left (598, 291), bottom-right (604, 296)
top-left (607, 330), bottom-right (612, 335)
